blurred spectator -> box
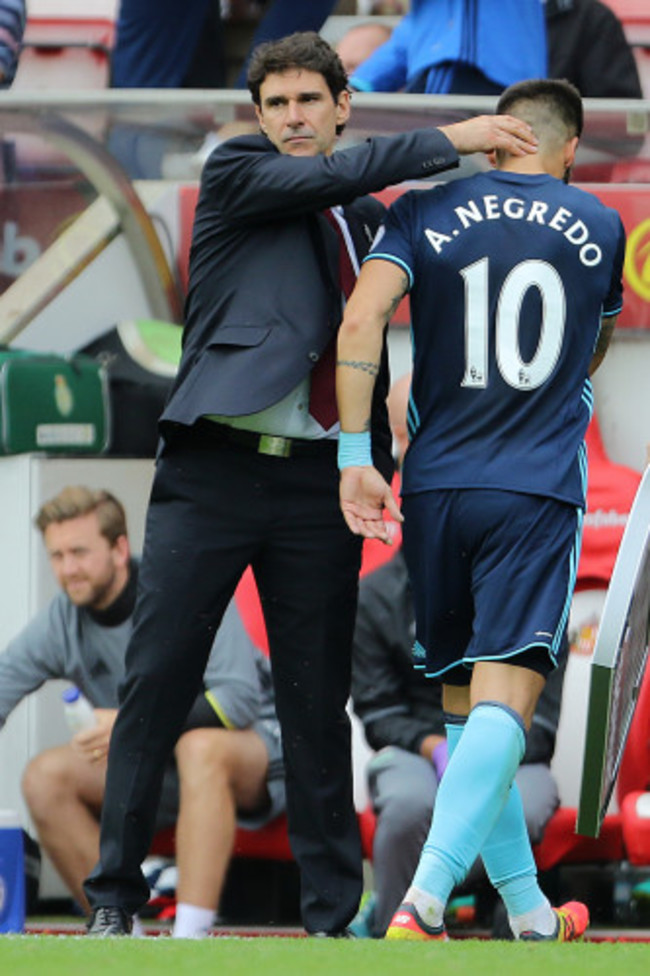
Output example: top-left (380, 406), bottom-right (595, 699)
top-left (336, 21), bottom-right (393, 77)
top-left (110, 0), bottom-right (341, 90)
top-left (546, 0), bottom-right (643, 99)
top-left (0, 0), bottom-right (25, 88)
top-left (108, 0), bottom-right (226, 178)
top-left (111, 0), bottom-right (226, 88)
top-left (348, 0), bottom-right (547, 94)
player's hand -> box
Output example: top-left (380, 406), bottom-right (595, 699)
top-left (440, 114), bottom-right (538, 157)
top-left (72, 708), bottom-right (117, 764)
top-left (339, 466), bottom-right (403, 543)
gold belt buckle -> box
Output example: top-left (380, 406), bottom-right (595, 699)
top-left (258, 435), bottom-right (292, 458)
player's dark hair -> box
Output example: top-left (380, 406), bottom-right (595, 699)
top-left (497, 78), bottom-right (584, 139)
top-left (247, 32), bottom-right (348, 133)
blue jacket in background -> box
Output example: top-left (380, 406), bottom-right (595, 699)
top-left (350, 0), bottom-right (547, 94)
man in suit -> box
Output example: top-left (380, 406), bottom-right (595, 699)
top-left (84, 31), bottom-right (538, 937)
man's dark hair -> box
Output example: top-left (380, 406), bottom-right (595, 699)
top-left (497, 78), bottom-right (584, 139)
top-left (247, 31), bottom-right (348, 107)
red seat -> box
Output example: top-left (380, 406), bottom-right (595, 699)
top-left (13, 17), bottom-right (115, 91)
top-left (533, 808), bottom-right (624, 872)
top-left (150, 819), bottom-right (294, 860)
top-left (357, 805), bottom-right (377, 861)
top-left (151, 808), bottom-right (375, 864)
top-left (178, 186), bottom-right (201, 296)
top-left (602, 1), bottom-right (650, 43)
top-left (577, 413), bottom-right (642, 591)
top-left (617, 651), bottom-right (650, 805)
top-left (621, 793), bottom-right (650, 865)
top-left (150, 816), bottom-right (294, 862)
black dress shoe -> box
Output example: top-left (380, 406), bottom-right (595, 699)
top-left (87, 906), bottom-right (133, 936)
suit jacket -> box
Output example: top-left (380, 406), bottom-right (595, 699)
top-left (161, 128), bottom-right (460, 478)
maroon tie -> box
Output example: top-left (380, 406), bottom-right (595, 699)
top-left (309, 209), bottom-right (357, 429)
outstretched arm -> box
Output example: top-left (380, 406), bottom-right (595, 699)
top-left (336, 259), bottom-right (408, 542)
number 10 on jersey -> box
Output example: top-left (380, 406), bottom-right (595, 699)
top-left (460, 257), bottom-right (566, 392)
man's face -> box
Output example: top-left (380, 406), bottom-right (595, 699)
top-left (255, 68), bottom-right (350, 158)
top-left (43, 513), bottom-right (128, 611)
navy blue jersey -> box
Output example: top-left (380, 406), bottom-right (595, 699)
top-left (367, 170), bottom-right (625, 508)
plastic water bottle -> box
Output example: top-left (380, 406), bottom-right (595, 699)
top-left (0, 810), bottom-right (25, 933)
top-left (62, 686), bottom-right (96, 733)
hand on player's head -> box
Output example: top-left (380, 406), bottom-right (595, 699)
top-left (439, 115), bottom-right (538, 157)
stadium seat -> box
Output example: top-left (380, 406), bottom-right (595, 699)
top-left (577, 413), bottom-right (642, 591)
top-left (151, 807), bottom-right (375, 864)
top-left (150, 812), bottom-right (295, 863)
top-left (13, 17), bottom-right (115, 91)
top-left (533, 807), bottom-right (625, 872)
top-left (177, 185), bottom-right (201, 296)
top-left (621, 793), bottom-right (650, 866)
top-left (617, 650), bottom-right (650, 807)
top-left (602, 1), bottom-right (650, 45)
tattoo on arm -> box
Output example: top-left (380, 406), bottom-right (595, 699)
top-left (387, 280), bottom-right (408, 320)
top-left (337, 359), bottom-right (379, 377)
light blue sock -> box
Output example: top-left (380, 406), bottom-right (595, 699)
top-left (480, 776), bottom-right (549, 920)
top-left (411, 703), bottom-right (525, 909)
top-left (445, 709), bottom-right (549, 923)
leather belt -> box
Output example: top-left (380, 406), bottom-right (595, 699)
top-left (195, 419), bottom-right (337, 459)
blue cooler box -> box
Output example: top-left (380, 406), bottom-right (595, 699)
top-left (0, 811), bottom-right (25, 933)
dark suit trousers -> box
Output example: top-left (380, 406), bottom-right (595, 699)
top-left (83, 424), bottom-right (364, 934)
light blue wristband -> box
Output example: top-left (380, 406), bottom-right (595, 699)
top-left (338, 431), bottom-right (373, 470)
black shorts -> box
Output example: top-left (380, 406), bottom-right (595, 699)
top-left (402, 488), bottom-right (581, 685)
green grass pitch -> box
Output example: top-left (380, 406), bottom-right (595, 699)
top-left (2, 936), bottom-right (650, 976)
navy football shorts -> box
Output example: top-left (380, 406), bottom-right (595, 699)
top-left (401, 488), bottom-right (582, 686)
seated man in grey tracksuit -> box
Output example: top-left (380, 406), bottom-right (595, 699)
top-left (0, 484), bottom-right (284, 938)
